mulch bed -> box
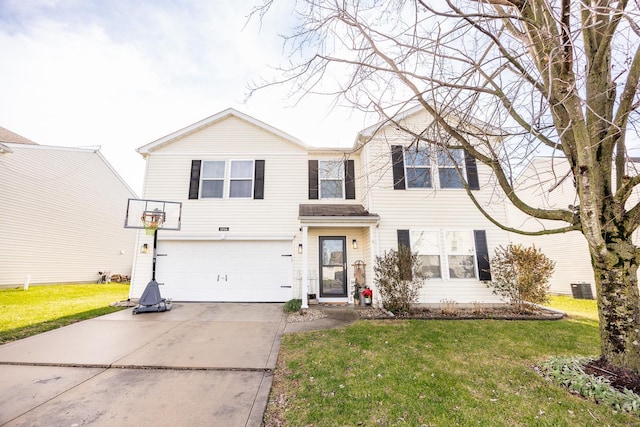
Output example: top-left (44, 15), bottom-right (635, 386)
top-left (358, 304), bottom-right (565, 320)
top-left (584, 356), bottom-right (640, 395)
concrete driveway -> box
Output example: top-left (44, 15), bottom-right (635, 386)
top-left (0, 303), bottom-right (286, 427)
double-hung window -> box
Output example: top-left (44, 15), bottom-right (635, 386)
top-left (445, 231), bottom-right (476, 279)
top-left (201, 161), bottom-right (225, 198)
top-left (404, 146), bottom-right (432, 188)
top-left (200, 160), bottom-right (255, 198)
top-left (319, 160), bottom-right (344, 199)
top-left (229, 160), bottom-right (254, 198)
top-left (393, 145), bottom-right (478, 190)
top-left (409, 230), bottom-right (477, 280)
top-left (437, 148), bottom-right (464, 188)
top-left (410, 230), bottom-right (442, 278)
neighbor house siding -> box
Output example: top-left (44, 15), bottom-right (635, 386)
top-left (361, 110), bottom-right (509, 303)
top-left (0, 144), bottom-right (137, 286)
top-left (507, 157), bottom-right (640, 296)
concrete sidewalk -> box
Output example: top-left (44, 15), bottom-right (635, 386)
top-left (0, 303), bottom-right (286, 427)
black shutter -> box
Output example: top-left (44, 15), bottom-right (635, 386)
top-left (254, 160), bottom-right (265, 199)
top-left (474, 230), bottom-right (491, 281)
top-left (391, 145), bottom-right (406, 190)
top-left (397, 229), bottom-right (411, 250)
top-left (345, 159), bottom-right (355, 200)
top-left (308, 160), bottom-right (319, 199)
top-left (397, 229), bottom-right (412, 280)
top-left (188, 160), bottom-right (201, 199)
top-left (465, 150), bottom-right (480, 190)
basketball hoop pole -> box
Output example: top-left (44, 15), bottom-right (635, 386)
top-left (152, 228), bottom-right (158, 281)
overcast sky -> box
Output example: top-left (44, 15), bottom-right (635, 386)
top-left (0, 0), bottom-right (370, 195)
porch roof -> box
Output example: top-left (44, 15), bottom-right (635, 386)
top-left (298, 204), bottom-right (380, 225)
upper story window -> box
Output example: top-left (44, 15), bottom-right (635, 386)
top-left (229, 160), bottom-right (254, 198)
top-left (201, 161), bottom-right (225, 198)
top-left (319, 160), bottom-right (344, 199)
top-left (392, 145), bottom-right (479, 191)
top-left (404, 146), bottom-right (432, 188)
top-left (437, 149), bottom-right (464, 188)
top-left (196, 160), bottom-right (257, 199)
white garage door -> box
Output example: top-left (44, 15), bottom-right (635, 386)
top-left (154, 240), bottom-right (293, 302)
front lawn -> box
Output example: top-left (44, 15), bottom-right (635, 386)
top-left (265, 297), bottom-right (638, 426)
top-left (0, 283), bottom-right (129, 344)
top-left (548, 294), bottom-right (599, 323)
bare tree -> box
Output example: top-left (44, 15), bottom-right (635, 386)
top-left (252, 0), bottom-right (640, 373)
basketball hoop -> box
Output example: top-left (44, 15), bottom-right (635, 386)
top-left (141, 209), bottom-right (165, 235)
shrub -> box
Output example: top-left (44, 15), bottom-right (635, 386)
top-left (284, 299), bottom-right (302, 313)
top-left (374, 245), bottom-right (425, 312)
top-left (488, 244), bottom-right (555, 307)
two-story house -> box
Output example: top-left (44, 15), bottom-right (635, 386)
top-left (129, 108), bottom-right (510, 306)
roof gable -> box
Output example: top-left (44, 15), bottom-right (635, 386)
top-left (0, 126), bottom-right (38, 145)
top-left (355, 104), bottom-right (502, 147)
top-left (137, 108), bottom-right (309, 155)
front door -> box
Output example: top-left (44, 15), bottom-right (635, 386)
top-left (319, 236), bottom-right (347, 297)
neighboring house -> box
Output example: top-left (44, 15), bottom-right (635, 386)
top-left (0, 126), bottom-right (138, 287)
top-left (508, 156), bottom-right (640, 297)
top-left (129, 108), bottom-right (511, 305)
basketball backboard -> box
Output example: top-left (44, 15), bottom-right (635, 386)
top-left (124, 198), bottom-right (182, 230)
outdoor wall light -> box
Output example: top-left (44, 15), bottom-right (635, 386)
top-left (298, 243), bottom-right (303, 254)
top-left (141, 243), bottom-right (149, 254)
top-left (352, 239), bottom-right (358, 249)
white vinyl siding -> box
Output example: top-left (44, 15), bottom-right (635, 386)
top-left (361, 108), bottom-right (509, 303)
top-left (0, 144), bottom-right (137, 286)
top-left (507, 157), bottom-right (640, 296)
top-left (131, 114), bottom-right (311, 298)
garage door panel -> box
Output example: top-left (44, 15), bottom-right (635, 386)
top-left (155, 240), bottom-right (293, 302)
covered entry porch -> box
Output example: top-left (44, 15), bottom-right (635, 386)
top-left (298, 204), bottom-right (380, 308)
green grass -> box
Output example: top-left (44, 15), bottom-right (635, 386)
top-left (266, 297), bottom-right (638, 426)
top-left (0, 283), bottom-right (129, 344)
top-left (547, 294), bottom-right (599, 323)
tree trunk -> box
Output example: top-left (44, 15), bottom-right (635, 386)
top-left (591, 239), bottom-right (640, 373)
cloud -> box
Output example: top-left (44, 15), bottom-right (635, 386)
top-left (0, 0), bottom-right (369, 194)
